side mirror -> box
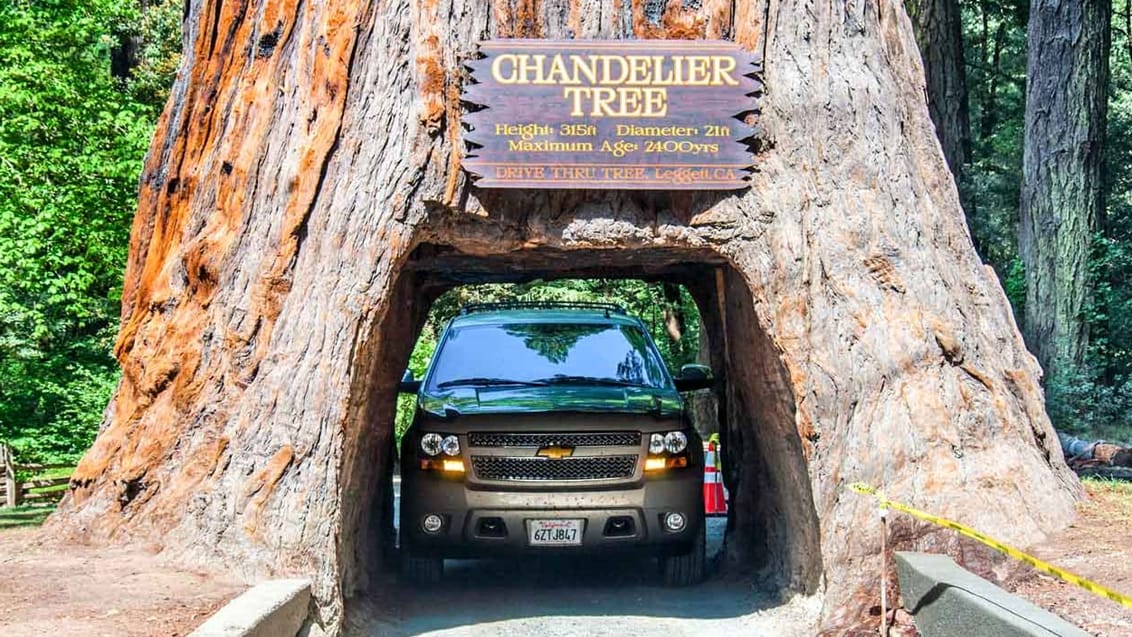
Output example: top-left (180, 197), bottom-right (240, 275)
top-left (399, 370), bottom-right (421, 394)
top-left (674, 364), bottom-right (714, 392)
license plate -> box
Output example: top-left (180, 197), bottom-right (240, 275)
top-left (527, 519), bottom-right (583, 546)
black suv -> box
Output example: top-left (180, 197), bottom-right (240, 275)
top-left (398, 302), bottom-right (712, 586)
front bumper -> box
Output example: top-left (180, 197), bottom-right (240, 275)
top-left (400, 471), bottom-right (703, 558)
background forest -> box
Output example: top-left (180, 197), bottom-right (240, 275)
top-left (0, 0), bottom-right (1128, 463)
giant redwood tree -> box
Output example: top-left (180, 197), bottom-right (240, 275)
top-left (49, 0), bottom-right (1081, 634)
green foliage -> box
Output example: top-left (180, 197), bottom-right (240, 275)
top-left (0, 0), bottom-right (159, 462)
top-left (961, 0), bottom-right (1029, 274)
top-left (125, 0), bottom-right (183, 114)
top-left (1002, 257), bottom-right (1027, 317)
top-left (425, 280), bottom-right (702, 368)
top-left (429, 279), bottom-right (702, 368)
top-left (1094, 16), bottom-right (1132, 386)
top-left (395, 326), bottom-right (438, 441)
top-left (1045, 367), bottom-right (1132, 442)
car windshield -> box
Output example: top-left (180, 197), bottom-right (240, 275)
top-left (426, 322), bottom-right (671, 390)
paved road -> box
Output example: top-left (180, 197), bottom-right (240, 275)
top-left (347, 480), bottom-right (818, 636)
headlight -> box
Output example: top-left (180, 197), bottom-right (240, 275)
top-left (649, 433), bottom-right (665, 454)
top-left (420, 433), bottom-right (443, 456)
top-left (664, 431), bottom-right (688, 454)
top-left (441, 435), bottom-right (461, 456)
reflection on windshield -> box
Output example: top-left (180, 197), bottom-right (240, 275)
top-left (505, 323), bottom-right (605, 364)
top-left (426, 322), bottom-right (670, 390)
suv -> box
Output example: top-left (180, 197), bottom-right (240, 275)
top-left (397, 302), bottom-right (713, 586)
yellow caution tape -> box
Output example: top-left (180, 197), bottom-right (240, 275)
top-left (849, 482), bottom-right (1132, 611)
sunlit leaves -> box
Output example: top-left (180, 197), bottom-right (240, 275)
top-left (0, 0), bottom-right (156, 461)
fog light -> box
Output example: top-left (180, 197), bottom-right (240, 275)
top-left (420, 433), bottom-right (443, 456)
top-left (422, 514), bottom-right (444, 533)
top-left (664, 431), bottom-right (688, 454)
top-left (441, 434), bottom-right (461, 456)
top-left (663, 512), bottom-right (687, 532)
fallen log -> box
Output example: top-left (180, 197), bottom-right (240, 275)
top-left (1059, 432), bottom-right (1132, 467)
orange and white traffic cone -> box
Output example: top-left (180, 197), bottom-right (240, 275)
top-left (703, 441), bottom-right (727, 516)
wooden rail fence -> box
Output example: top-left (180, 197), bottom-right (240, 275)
top-left (0, 443), bottom-right (72, 508)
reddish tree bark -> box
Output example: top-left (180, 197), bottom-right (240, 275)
top-left (48, 0), bottom-right (1080, 634)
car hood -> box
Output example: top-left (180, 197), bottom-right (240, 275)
top-left (418, 385), bottom-right (683, 418)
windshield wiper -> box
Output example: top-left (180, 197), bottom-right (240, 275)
top-left (534, 375), bottom-right (650, 388)
top-left (436, 377), bottom-right (549, 389)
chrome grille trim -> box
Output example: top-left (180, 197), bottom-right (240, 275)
top-left (470, 455), bottom-right (639, 481)
top-left (468, 432), bottom-right (641, 448)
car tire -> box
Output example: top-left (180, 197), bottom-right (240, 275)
top-left (401, 548), bottom-right (443, 585)
top-left (659, 520), bottom-right (705, 586)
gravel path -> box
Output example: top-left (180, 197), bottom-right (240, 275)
top-left (348, 557), bottom-right (820, 637)
top-left (348, 485), bottom-right (820, 637)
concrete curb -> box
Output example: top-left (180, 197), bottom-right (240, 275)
top-left (895, 552), bottom-right (1089, 637)
top-left (190, 579), bottom-right (312, 637)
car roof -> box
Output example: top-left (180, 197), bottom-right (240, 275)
top-left (449, 308), bottom-right (643, 328)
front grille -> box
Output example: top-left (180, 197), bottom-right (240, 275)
top-left (471, 455), bottom-right (639, 481)
top-left (468, 432), bottom-right (641, 448)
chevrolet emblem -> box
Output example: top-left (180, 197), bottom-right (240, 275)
top-left (536, 445), bottom-right (575, 459)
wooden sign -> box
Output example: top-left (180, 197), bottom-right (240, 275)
top-left (462, 40), bottom-right (762, 190)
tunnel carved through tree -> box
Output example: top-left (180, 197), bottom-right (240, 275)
top-left (47, 0), bottom-right (1081, 634)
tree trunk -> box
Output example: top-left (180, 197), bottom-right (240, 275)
top-left (48, 0), bottom-right (1081, 634)
top-left (977, 13), bottom-right (1008, 141)
top-left (688, 320), bottom-right (719, 438)
top-left (661, 282), bottom-right (687, 359)
top-left (906, 0), bottom-right (972, 195)
top-left (1020, 0), bottom-right (1110, 377)
top-left (906, 0), bottom-right (979, 259)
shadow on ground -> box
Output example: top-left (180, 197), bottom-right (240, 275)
top-left (345, 518), bottom-right (813, 637)
top-left (0, 506), bottom-right (53, 529)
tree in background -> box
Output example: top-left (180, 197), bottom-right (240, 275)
top-left (908, 0), bottom-right (976, 229)
top-left (1045, 1), bottom-right (1132, 438)
top-left (1098, 5), bottom-right (1132, 385)
top-left (961, 0), bottom-right (1029, 289)
top-left (1020, 0), bottom-right (1110, 379)
top-left (121, 0), bottom-right (183, 114)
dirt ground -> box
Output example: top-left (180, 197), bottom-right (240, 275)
top-left (0, 527), bottom-right (245, 637)
top-left (1005, 480), bottom-right (1132, 637)
top-left (1, 481), bottom-right (1129, 636)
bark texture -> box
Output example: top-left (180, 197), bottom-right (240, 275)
top-left (49, 0), bottom-right (1081, 634)
top-left (906, 0), bottom-right (972, 187)
top-left (1020, 0), bottom-right (1110, 376)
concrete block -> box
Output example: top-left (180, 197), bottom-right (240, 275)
top-left (190, 579), bottom-right (311, 637)
top-left (895, 552), bottom-right (1089, 637)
